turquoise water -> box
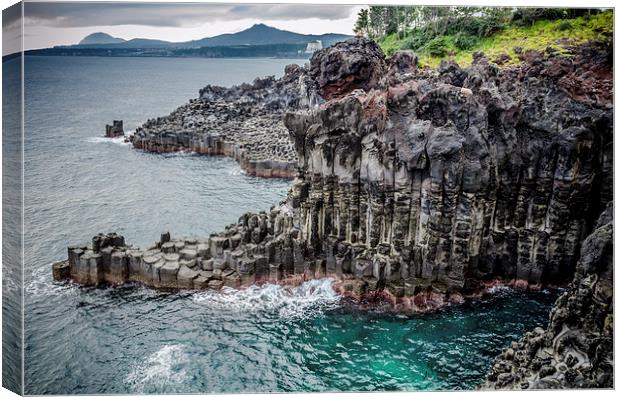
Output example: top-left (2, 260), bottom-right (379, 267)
top-left (13, 56), bottom-right (557, 393)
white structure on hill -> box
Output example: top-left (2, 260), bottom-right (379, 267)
top-left (305, 40), bottom-right (323, 53)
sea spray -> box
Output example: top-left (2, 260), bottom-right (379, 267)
top-left (192, 278), bottom-right (341, 319)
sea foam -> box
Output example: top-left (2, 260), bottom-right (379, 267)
top-left (125, 344), bottom-right (189, 393)
top-left (192, 278), bottom-right (341, 319)
top-left (86, 136), bottom-right (131, 146)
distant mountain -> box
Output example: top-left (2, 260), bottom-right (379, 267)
top-left (75, 38), bottom-right (173, 49)
top-left (74, 24), bottom-right (351, 50)
top-left (182, 23), bottom-right (351, 48)
top-left (78, 32), bottom-right (125, 45)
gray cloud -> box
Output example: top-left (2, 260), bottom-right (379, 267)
top-left (18, 2), bottom-right (356, 28)
top-left (3, 2), bottom-right (22, 29)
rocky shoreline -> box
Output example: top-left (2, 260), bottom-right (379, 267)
top-left (128, 64), bottom-right (320, 178)
top-left (55, 37), bottom-right (613, 388)
top-left (52, 229), bottom-right (552, 314)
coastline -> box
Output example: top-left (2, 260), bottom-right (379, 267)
top-left (127, 67), bottom-right (309, 179)
top-left (53, 255), bottom-right (563, 315)
top-left (131, 135), bottom-right (297, 179)
top-left (53, 36), bottom-right (614, 389)
top-left (58, 37), bottom-right (612, 311)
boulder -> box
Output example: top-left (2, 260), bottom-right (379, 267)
top-left (309, 37), bottom-right (386, 100)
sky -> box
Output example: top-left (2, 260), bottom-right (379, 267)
top-left (3, 1), bottom-right (364, 55)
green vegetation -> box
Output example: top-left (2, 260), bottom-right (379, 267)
top-left (353, 7), bottom-right (612, 68)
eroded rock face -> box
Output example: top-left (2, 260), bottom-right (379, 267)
top-left (481, 202), bottom-right (613, 389)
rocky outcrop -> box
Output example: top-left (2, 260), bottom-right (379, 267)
top-left (278, 38), bottom-right (613, 298)
top-left (58, 38), bottom-right (612, 309)
top-left (53, 231), bottom-right (278, 289)
top-left (129, 65), bottom-right (319, 178)
top-left (481, 202), bottom-right (613, 389)
top-left (105, 120), bottom-right (124, 138)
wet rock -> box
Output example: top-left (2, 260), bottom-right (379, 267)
top-left (193, 275), bottom-right (210, 289)
top-left (107, 251), bottom-right (128, 284)
top-left (159, 261), bottom-right (180, 288)
top-left (177, 265), bottom-right (199, 289)
top-left (51, 260), bottom-right (70, 281)
top-left (208, 279), bottom-right (223, 290)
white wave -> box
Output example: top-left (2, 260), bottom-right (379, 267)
top-left (192, 278), bottom-right (341, 319)
top-left (160, 150), bottom-right (196, 158)
top-left (25, 265), bottom-right (79, 298)
top-left (125, 344), bottom-right (189, 393)
top-left (227, 167), bottom-right (246, 176)
top-left (486, 285), bottom-right (512, 295)
top-left (86, 136), bottom-right (131, 146)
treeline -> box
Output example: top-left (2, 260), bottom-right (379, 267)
top-left (185, 43), bottom-right (306, 58)
top-left (354, 6), bottom-right (601, 55)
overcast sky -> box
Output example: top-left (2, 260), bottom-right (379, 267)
top-left (3, 1), bottom-right (364, 55)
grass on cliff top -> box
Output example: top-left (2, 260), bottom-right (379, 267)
top-left (380, 11), bottom-right (613, 68)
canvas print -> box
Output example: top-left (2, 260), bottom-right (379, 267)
top-left (1, 1), bottom-right (614, 394)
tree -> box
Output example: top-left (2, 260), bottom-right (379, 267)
top-left (354, 9), bottom-right (370, 37)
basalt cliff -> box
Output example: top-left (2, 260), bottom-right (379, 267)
top-left (55, 37), bottom-right (612, 301)
top-left (53, 38), bottom-right (613, 389)
top-left (53, 38), bottom-right (613, 385)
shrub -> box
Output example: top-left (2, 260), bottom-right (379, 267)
top-left (425, 36), bottom-right (450, 57)
top-left (512, 8), bottom-right (566, 26)
top-left (400, 33), bottom-right (425, 51)
top-left (454, 32), bottom-right (478, 50)
top-left (478, 18), bottom-right (506, 37)
top-left (556, 20), bottom-right (573, 31)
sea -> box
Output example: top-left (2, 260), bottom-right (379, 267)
top-left (3, 55), bottom-right (558, 394)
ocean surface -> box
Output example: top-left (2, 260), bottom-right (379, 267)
top-left (10, 55), bottom-right (559, 394)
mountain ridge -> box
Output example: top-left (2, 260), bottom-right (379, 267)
top-left (71, 24), bottom-right (351, 50)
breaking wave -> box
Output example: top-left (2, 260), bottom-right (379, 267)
top-left (227, 167), bottom-right (246, 176)
top-left (486, 285), bottom-right (513, 295)
top-left (26, 265), bottom-right (79, 298)
top-left (192, 278), bottom-right (341, 319)
top-left (86, 136), bottom-right (131, 146)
